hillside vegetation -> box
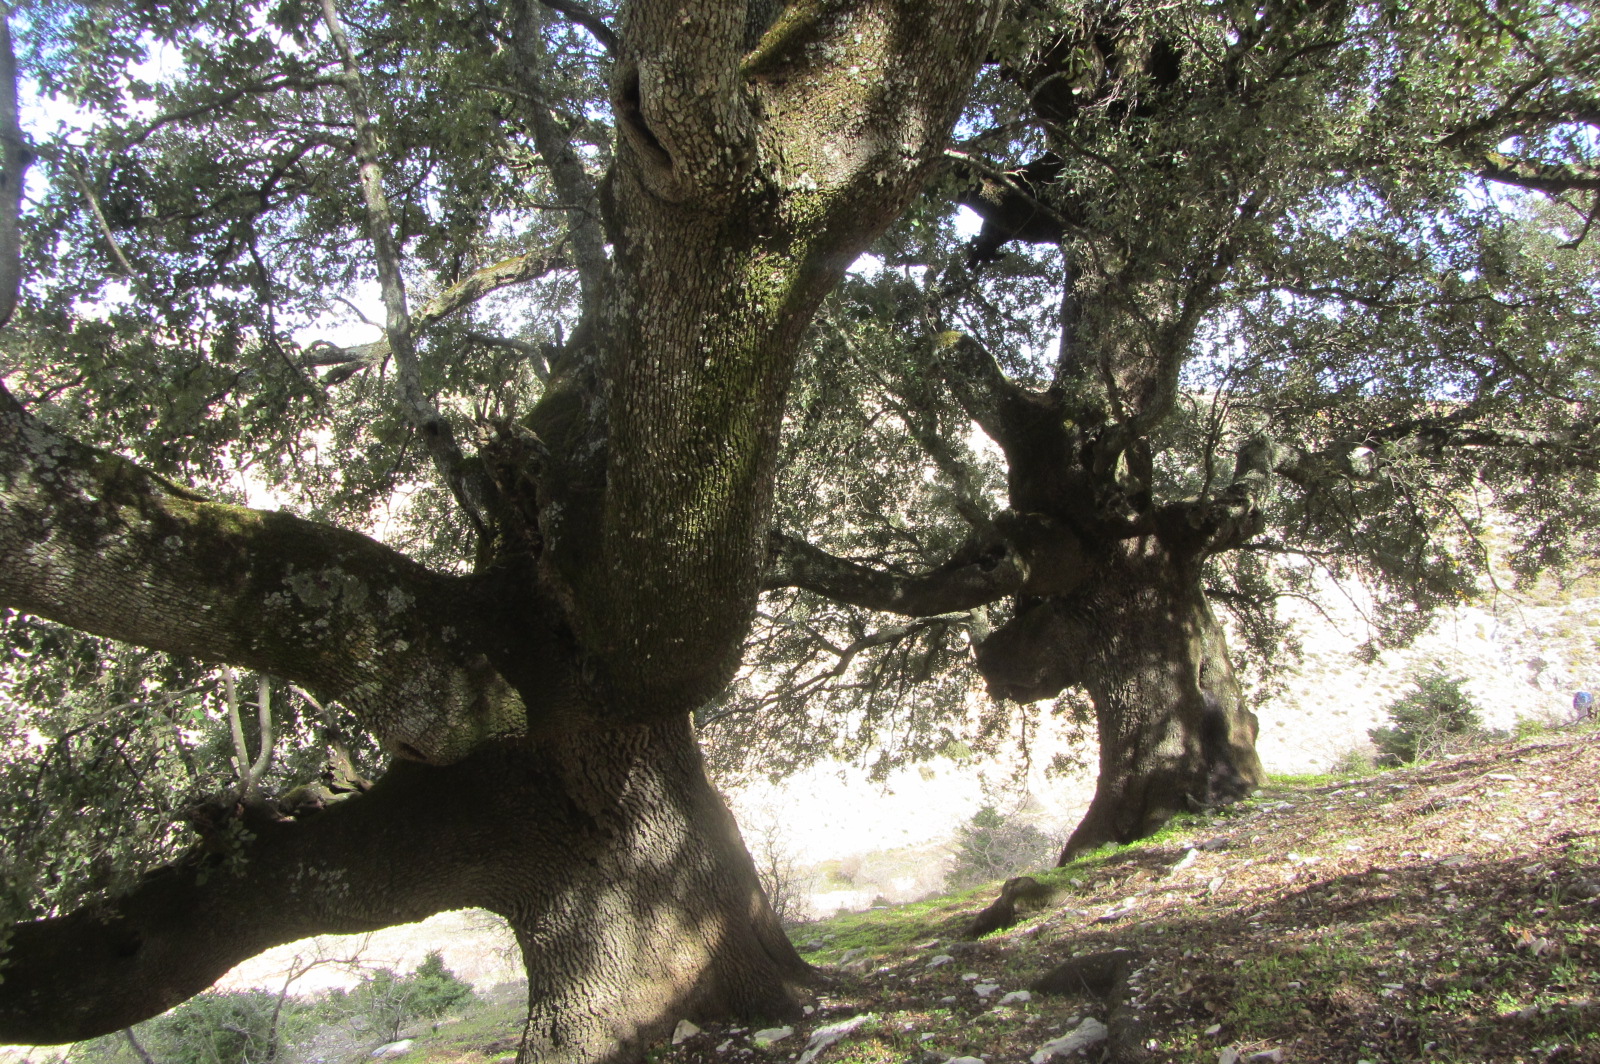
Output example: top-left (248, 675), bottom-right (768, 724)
top-left (45, 725), bottom-right (1597, 1064)
top-left (745, 728), bottom-right (1600, 1064)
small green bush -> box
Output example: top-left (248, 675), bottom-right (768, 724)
top-left (1514, 715), bottom-right (1553, 739)
top-left (142, 990), bottom-right (294, 1064)
top-left (1368, 670), bottom-right (1485, 765)
top-left (328, 951), bottom-right (476, 1041)
top-left (945, 806), bottom-right (1058, 890)
top-left (1329, 746), bottom-right (1377, 776)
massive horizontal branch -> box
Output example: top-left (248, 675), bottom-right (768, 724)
top-left (1164, 435), bottom-right (1275, 555)
top-left (1276, 415), bottom-right (1600, 488)
top-left (0, 745), bottom-right (542, 1043)
top-left (0, 386), bottom-right (535, 760)
top-left (763, 530), bottom-right (1022, 616)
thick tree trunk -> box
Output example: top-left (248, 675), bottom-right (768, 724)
top-left (975, 538), bottom-right (1264, 862)
top-left (505, 719), bottom-right (811, 1064)
top-left (0, 718), bottom-right (809, 1064)
top-left (1058, 543), bottom-right (1263, 861)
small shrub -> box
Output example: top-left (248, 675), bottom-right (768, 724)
top-left (940, 740), bottom-right (975, 763)
top-left (142, 990), bottom-right (294, 1064)
top-left (1514, 715), bottom-right (1554, 739)
top-left (332, 951), bottom-right (476, 1041)
top-left (945, 806), bottom-right (1058, 890)
top-left (1329, 746), bottom-right (1377, 776)
top-left (1368, 670), bottom-right (1485, 766)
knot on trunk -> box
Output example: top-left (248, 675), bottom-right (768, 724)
top-left (973, 601), bottom-right (1078, 703)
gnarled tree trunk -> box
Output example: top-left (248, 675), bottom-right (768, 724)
top-left (771, 337), bottom-right (1274, 865)
top-left (976, 537), bottom-right (1264, 862)
top-left (0, 720), bottom-right (808, 1064)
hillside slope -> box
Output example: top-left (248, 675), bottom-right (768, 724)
top-left (680, 727), bottom-right (1600, 1064)
top-left (19, 728), bottom-right (1597, 1064)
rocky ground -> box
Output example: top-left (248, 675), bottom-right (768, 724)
top-left (15, 723), bottom-right (1598, 1064)
top-left (434, 725), bottom-right (1594, 1064)
top-left (720, 574), bottom-right (1600, 921)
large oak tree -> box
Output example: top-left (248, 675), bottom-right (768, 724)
top-left (0, 1), bottom-right (1001, 1060)
top-left (1, 0), bottom-right (1596, 1057)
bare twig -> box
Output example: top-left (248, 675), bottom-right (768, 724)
top-left (333, 293), bottom-right (378, 327)
top-left (121, 1028), bottom-right (158, 1064)
top-left (223, 666), bottom-right (251, 797)
top-left (288, 683), bottom-right (330, 722)
top-left (63, 156), bottom-right (137, 278)
top-left (252, 674), bottom-right (274, 783)
top-left (465, 331), bottom-right (551, 382)
top-left (223, 667), bottom-right (274, 802)
top-left (301, 253), bottom-right (568, 387)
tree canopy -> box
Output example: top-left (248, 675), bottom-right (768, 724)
top-left (0, 0), bottom-right (1596, 1058)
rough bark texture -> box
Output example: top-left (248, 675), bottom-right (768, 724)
top-left (541, 0), bottom-right (1003, 718)
top-left (946, 326), bottom-right (1268, 859)
top-left (0, 720), bottom-right (808, 1061)
top-left (0, 386), bottom-right (554, 761)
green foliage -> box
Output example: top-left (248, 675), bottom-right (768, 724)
top-left (1369, 671), bottom-right (1487, 765)
top-left (945, 806), bottom-right (1058, 890)
top-left (702, 0), bottom-right (1600, 797)
top-left (4, 0), bottom-right (1600, 965)
top-left (324, 952), bottom-right (476, 1042)
top-left (0, 0), bottom-right (595, 923)
top-left (0, 609), bottom-right (383, 923)
top-left (1329, 746), bottom-right (1379, 777)
top-left (0, 611), bottom-right (210, 921)
top-left (1514, 715), bottom-right (1553, 739)
top-left (139, 990), bottom-right (296, 1064)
